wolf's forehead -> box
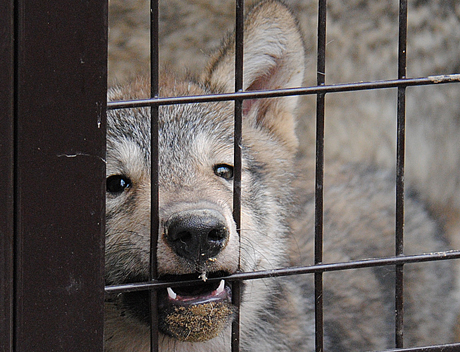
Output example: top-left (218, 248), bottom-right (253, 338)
top-left (160, 103), bottom-right (233, 145)
top-left (107, 102), bottom-right (234, 174)
top-left (108, 100), bottom-right (233, 144)
top-left (159, 103), bottom-right (234, 170)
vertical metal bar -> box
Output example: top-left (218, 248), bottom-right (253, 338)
top-left (315, 1), bottom-right (327, 351)
top-left (0, 0), bottom-right (14, 350)
top-left (395, 0), bottom-right (407, 348)
top-left (13, 0), bottom-right (107, 350)
top-left (150, 1), bottom-right (160, 351)
top-left (13, 2), bottom-right (21, 349)
top-left (151, 0), bottom-right (160, 98)
top-left (232, 0), bottom-right (244, 351)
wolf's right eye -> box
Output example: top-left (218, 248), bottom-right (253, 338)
top-left (107, 175), bottom-right (132, 194)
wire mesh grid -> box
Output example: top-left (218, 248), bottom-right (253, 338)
top-left (105, 0), bottom-right (460, 351)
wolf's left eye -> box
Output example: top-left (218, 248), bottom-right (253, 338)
top-left (213, 164), bottom-right (234, 180)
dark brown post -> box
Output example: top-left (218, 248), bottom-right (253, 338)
top-left (10, 0), bottom-right (107, 351)
top-left (0, 0), bottom-right (15, 351)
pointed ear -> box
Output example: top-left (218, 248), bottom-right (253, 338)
top-left (203, 0), bottom-right (306, 151)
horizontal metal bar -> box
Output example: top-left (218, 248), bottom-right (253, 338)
top-left (107, 74), bottom-right (460, 110)
top-left (378, 342), bottom-right (460, 352)
top-left (105, 250), bottom-right (460, 294)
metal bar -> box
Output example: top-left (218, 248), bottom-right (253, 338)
top-left (105, 250), bottom-right (460, 294)
top-left (151, 0), bottom-right (160, 98)
top-left (315, 0), bottom-right (327, 351)
top-left (378, 342), bottom-right (460, 352)
top-left (149, 1), bottom-right (160, 351)
top-left (395, 0), bottom-right (408, 348)
top-left (232, 1), bottom-right (244, 351)
top-left (13, 0), bottom-right (107, 350)
top-left (0, 0), bottom-right (15, 350)
top-left (107, 75), bottom-right (460, 109)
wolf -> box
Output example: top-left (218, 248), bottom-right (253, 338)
top-left (104, 1), bottom-right (459, 351)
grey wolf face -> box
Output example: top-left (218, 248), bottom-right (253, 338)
top-left (104, 1), bottom-right (305, 349)
top-left (105, 96), bottom-right (240, 342)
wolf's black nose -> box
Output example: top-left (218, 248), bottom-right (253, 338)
top-left (165, 209), bottom-right (229, 263)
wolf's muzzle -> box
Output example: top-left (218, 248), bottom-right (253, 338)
top-left (164, 209), bottom-right (229, 264)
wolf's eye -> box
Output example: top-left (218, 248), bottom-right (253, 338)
top-left (213, 164), bottom-right (234, 180)
top-left (107, 175), bottom-right (132, 194)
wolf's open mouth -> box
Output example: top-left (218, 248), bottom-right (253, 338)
top-left (159, 271), bottom-right (232, 306)
top-left (158, 271), bottom-right (234, 341)
top-left (121, 271), bottom-right (234, 342)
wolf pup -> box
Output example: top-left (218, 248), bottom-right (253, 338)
top-left (104, 1), bottom-right (458, 351)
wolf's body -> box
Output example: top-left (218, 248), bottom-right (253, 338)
top-left (105, 1), bottom-right (459, 351)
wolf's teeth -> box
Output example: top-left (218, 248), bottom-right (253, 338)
top-left (167, 287), bottom-right (177, 300)
top-left (216, 280), bottom-right (225, 294)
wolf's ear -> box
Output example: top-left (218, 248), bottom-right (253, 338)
top-left (203, 0), bottom-right (305, 151)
